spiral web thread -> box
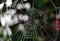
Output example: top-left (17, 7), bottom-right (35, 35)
top-left (1, 0), bottom-right (59, 41)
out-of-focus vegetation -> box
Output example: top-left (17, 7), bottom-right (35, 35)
top-left (0, 0), bottom-right (60, 41)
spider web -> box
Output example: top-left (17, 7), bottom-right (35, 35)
top-left (0, 0), bottom-right (60, 41)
